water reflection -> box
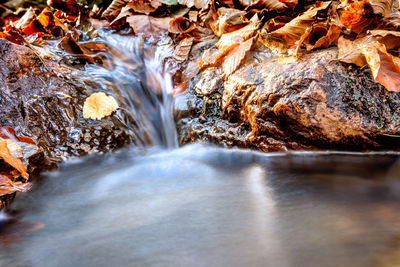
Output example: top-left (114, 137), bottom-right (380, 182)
top-left (1, 146), bottom-right (400, 266)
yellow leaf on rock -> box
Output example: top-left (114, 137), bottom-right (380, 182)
top-left (83, 92), bottom-right (119, 120)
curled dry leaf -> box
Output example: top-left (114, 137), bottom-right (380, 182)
top-left (222, 37), bottom-right (255, 76)
top-left (0, 138), bottom-right (28, 180)
top-left (169, 17), bottom-right (196, 34)
top-left (174, 37), bottom-right (194, 62)
top-left (266, 1), bottom-right (331, 48)
top-left (296, 23), bottom-right (341, 53)
top-left (83, 92), bottom-right (119, 120)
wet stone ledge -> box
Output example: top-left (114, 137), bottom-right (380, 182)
top-left (176, 48), bottom-right (400, 152)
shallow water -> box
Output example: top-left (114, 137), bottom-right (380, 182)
top-left (1, 145), bottom-right (400, 267)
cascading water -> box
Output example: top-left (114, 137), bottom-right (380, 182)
top-left (73, 30), bottom-right (178, 148)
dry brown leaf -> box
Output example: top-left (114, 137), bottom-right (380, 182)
top-left (126, 15), bottom-right (171, 38)
top-left (174, 37), bottom-right (194, 62)
top-left (0, 174), bottom-right (32, 196)
top-left (169, 17), bottom-right (196, 34)
top-left (83, 92), bottom-right (119, 120)
top-left (369, 0), bottom-right (399, 16)
top-left (296, 23), bottom-right (341, 53)
top-left (239, 0), bottom-right (287, 10)
top-left (102, 0), bottom-right (130, 18)
top-left (222, 37), bottom-right (255, 76)
top-left (126, 0), bottom-right (162, 15)
top-left (360, 42), bottom-right (400, 92)
top-left (213, 8), bottom-right (248, 37)
top-left (0, 138), bottom-right (28, 180)
top-left (337, 36), bottom-right (368, 66)
top-left (178, 0), bottom-right (211, 9)
top-left (267, 1), bottom-right (331, 47)
top-left (14, 7), bottom-right (36, 30)
top-left (368, 30), bottom-right (400, 50)
top-left (199, 43), bottom-right (239, 69)
top-left (216, 14), bottom-right (260, 50)
top-left (381, 13), bottom-right (400, 30)
top-left (339, 37), bottom-right (400, 92)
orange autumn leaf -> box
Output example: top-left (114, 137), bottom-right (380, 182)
top-left (0, 174), bottom-right (32, 196)
top-left (360, 42), bottom-right (400, 92)
top-left (222, 37), bottom-right (255, 76)
top-left (83, 92), bottom-right (119, 120)
top-left (340, 0), bottom-right (376, 34)
top-left (0, 138), bottom-right (28, 180)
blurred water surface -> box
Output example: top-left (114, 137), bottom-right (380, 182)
top-left (1, 145), bottom-right (400, 267)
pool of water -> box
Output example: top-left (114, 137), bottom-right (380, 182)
top-left (1, 145), bottom-right (400, 266)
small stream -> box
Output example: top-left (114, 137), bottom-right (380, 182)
top-left (1, 31), bottom-right (400, 266)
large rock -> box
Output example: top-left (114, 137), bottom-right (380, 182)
top-left (0, 39), bottom-right (136, 159)
top-left (177, 48), bottom-right (400, 151)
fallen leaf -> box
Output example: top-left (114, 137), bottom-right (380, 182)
top-left (368, 30), bottom-right (400, 50)
top-left (222, 37), bottom-right (255, 76)
top-left (339, 36), bottom-right (400, 92)
top-left (296, 23), bottom-right (341, 53)
top-left (48, 0), bottom-right (81, 18)
top-left (212, 7), bottom-right (248, 37)
top-left (169, 17), bottom-right (196, 34)
top-left (126, 15), bottom-right (171, 38)
top-left (360, 41), bottom-right (400, 92)
top-left (126, 0), bottom-right (162, 15)
top-left (0, 138), bottom-right (28, 180)
top-left (239, 0), bottom-right (287, 10)
top-left (83, 92), bottom-right (119, 120)
top-left (369, 0), bottom-right (398, 16)
top-left (0, 174), bottom-right (31, 196)
top-left (216, 14), bottom-right (260, 50)
top-left (199, 43), bottom-right (239, 70)
top-left (58, 32), bottom-right (84, 54)
top-left (266, 1), bottom-right (331, 48)
top-left (337, 36), bottom-right (367, 67)
top-left (177, 0), bottom-right (211, 8)
top-left (102, 0), bottom-right (130, 18)
top-left (174, 37), bottom-right (194, 62)
top-left (14, 7), bottom-right (36, 30)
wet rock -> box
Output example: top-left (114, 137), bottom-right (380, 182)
top-left (0, 39), bottom-right (137, 159)
top-left (177, 48), bottom-right (400, 151)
